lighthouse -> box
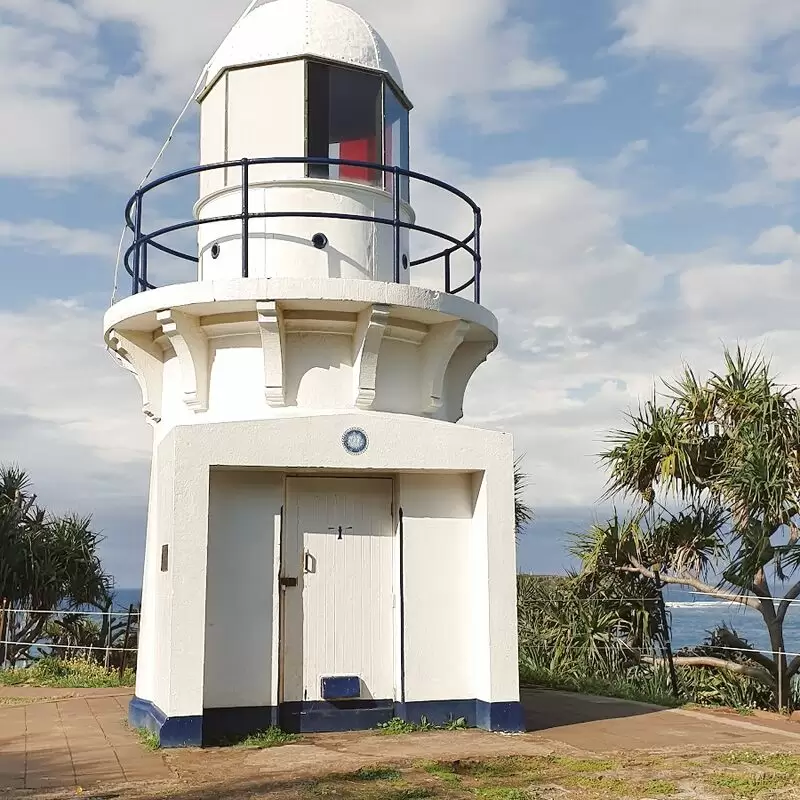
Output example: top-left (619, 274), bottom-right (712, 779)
top-left (106, 0), bottom-right (524, 747)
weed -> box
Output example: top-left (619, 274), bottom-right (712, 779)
top-left (350, 766), bottom-right (402, 782)
top-left (417, 761), bottom-right (461, 785)
top-left (377, 717), bottom-right (435, 735)
top-left (134, 727), bottom-right (160, 751)
top-left (441, 716), bottom-right (468, 730)
top-left (237, 727), bottom-right (302, 749)
top-left (644, 779), bottom-right (678, 796)
top-left (709, 773), bottom-right (786, 798)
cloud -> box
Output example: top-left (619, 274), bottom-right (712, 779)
top-left (564, 77), bottom-right (608, 105)
top-left (0, 219), bottom-right (118, 258)
top-left (614, 0), bottom-right (800, 198)
top-left (751, 225), bottom-right (800, 258)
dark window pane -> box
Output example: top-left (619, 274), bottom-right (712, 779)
top-left (307, 62), bottom-right (382, 186)
top-left (385, 86), bottom-right (410, 201)
top-left (307, 62), bottom-right (330, 180)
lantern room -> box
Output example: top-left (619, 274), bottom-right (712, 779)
top-left (194, 0), bottom-right (413, 285)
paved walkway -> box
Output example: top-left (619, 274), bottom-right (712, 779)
top-left (2, 686), bottom-right (800, 796)
top-left (0, 688), bottom-right (169, 792)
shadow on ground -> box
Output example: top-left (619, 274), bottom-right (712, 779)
top-left (521, 686), bottom-right (662, 732)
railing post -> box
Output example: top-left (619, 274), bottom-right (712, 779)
top-left (444, 252), bottom-right (452, 294)
top-left (132, 191), bottom-right (142, 295)
top-left (393, 167), bottom-right (401, 284)
top-left (241, 158), bottom-right (250, 279)
top-left (141, 242), bottom-right (149, 290)
top-left (474, 209), bottom-right (482, 305)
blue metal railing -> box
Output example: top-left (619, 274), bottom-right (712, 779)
top-left (123, 156), bottom-right (483, 303)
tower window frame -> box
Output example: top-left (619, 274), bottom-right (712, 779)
top-left (305, 59), bottom-right (410, 202)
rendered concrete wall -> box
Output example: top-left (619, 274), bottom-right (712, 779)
top-left (399, 473), bottom-right (474, 702)
top-left (204, 470), bottom-right (282, 709)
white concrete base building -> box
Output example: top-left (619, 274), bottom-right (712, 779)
top-left (107, 0), bottom-right (524, 747)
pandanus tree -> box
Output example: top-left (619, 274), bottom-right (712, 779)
top-left (581, 347), bottom-right (800, 708)
top-left (514, 457), bottom-right (534, 540)
top-left (0, 466), bottom-right (112, 665)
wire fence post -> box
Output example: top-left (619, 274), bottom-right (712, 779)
top-left (118, 605), bottom-right (135, 680)
top-left (241, 158), bottom-right (250, 278)
top-left (778, 646), bottom-right (784, 711)
top-left (1, 605), bottom-right (9, 670)
top-left (104, 615), bottom-right (113, 672)
top-left (653, 567), bottom-right (680, 700)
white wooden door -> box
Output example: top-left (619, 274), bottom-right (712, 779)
top-left (282, 477), bottom-right (394, 703)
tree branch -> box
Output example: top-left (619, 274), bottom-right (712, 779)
top-left (643, 655), bottom-right (776, 690)
top-left (619, 564), bottom-right (762, 611)
top-left (778, 581), bottom-right (800, 624)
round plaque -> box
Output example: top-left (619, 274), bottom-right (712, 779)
top-left (342, 428), bottom-right (369, 455)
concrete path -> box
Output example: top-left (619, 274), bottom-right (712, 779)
top-left (522, 687), bottom-right (800, 752)
top-left (0, 688), bottom-right (170, 792)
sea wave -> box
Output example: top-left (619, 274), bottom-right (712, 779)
top-left (666, 601), bottom-right (740, 609)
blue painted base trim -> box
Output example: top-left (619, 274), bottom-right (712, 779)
top-left (396, 700), bottom-right (526, 733)
top-left (128, 697), bottom-right (203, 748)
top-left (476, 700), bottom-right (526, 733)
top-left (128, 697), bottom-right (526, 748)
top-left (203, 705), bottom-right (280, 746)
top-left (280, 699), bottom-right (395, 733)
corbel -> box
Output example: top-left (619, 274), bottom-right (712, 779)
top-left (156, 309), bottom-right (209, 412)
top-left (419, 320), bottom-right (470, 414)
top-left (256, 300), bottom-right (287, 407)
top-left (352, 304), bottom-right (391, 409)
top-left (107, 330), bottom-right (164, 424)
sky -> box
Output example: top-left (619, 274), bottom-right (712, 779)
top-left (2, 0), bottom-right (800, 588)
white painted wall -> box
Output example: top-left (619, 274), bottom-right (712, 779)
top-left (224, 61), bottom-right (306, 184)
top-left (195, 183), bottom-right (413, 285)
top-left (284, 332), bottom-right (354, 409)
top-left (199, 78), bottom-right (226, 196)
top-left (204, 469), bottom-right (282, 709)
top-left (399, 473), bottom-right (474, 702)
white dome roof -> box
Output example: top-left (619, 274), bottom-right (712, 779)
top-left (204, 0), bottom-right (403, 91)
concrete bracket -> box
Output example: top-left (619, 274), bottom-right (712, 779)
top-left (256, 300), bottom-right (287, 407)
top-left (156, 309), bottom-right (209, 413)
top-left (419, 320), bottom-right (470, 414)
top-left (107, 329), bottom-right (164, 424)
top-left (352, 304), bottom-right (391, 410)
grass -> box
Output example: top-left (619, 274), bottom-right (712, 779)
top-left (644, 779), bottom-right (678, 796)
top-left (0, 657), bottom-right (135, 688)
top-left (473, 789), bottom-right (528, 800)
top-left (717, 751), bottom-right (800, 775)
top-left (708, 773), bottom-right (787, 798)
top-left (349, 767), bottom-right (402, 782)
top-left (236, 727), bottom-right (302, 749)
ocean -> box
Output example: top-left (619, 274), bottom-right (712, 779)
top-left (111, 586), bottom-right (800, 660)
top-left (663, 586), bottom-right (800, 657)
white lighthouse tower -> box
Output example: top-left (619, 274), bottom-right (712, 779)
top-left (106, 0), bottom-right (524, 747)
